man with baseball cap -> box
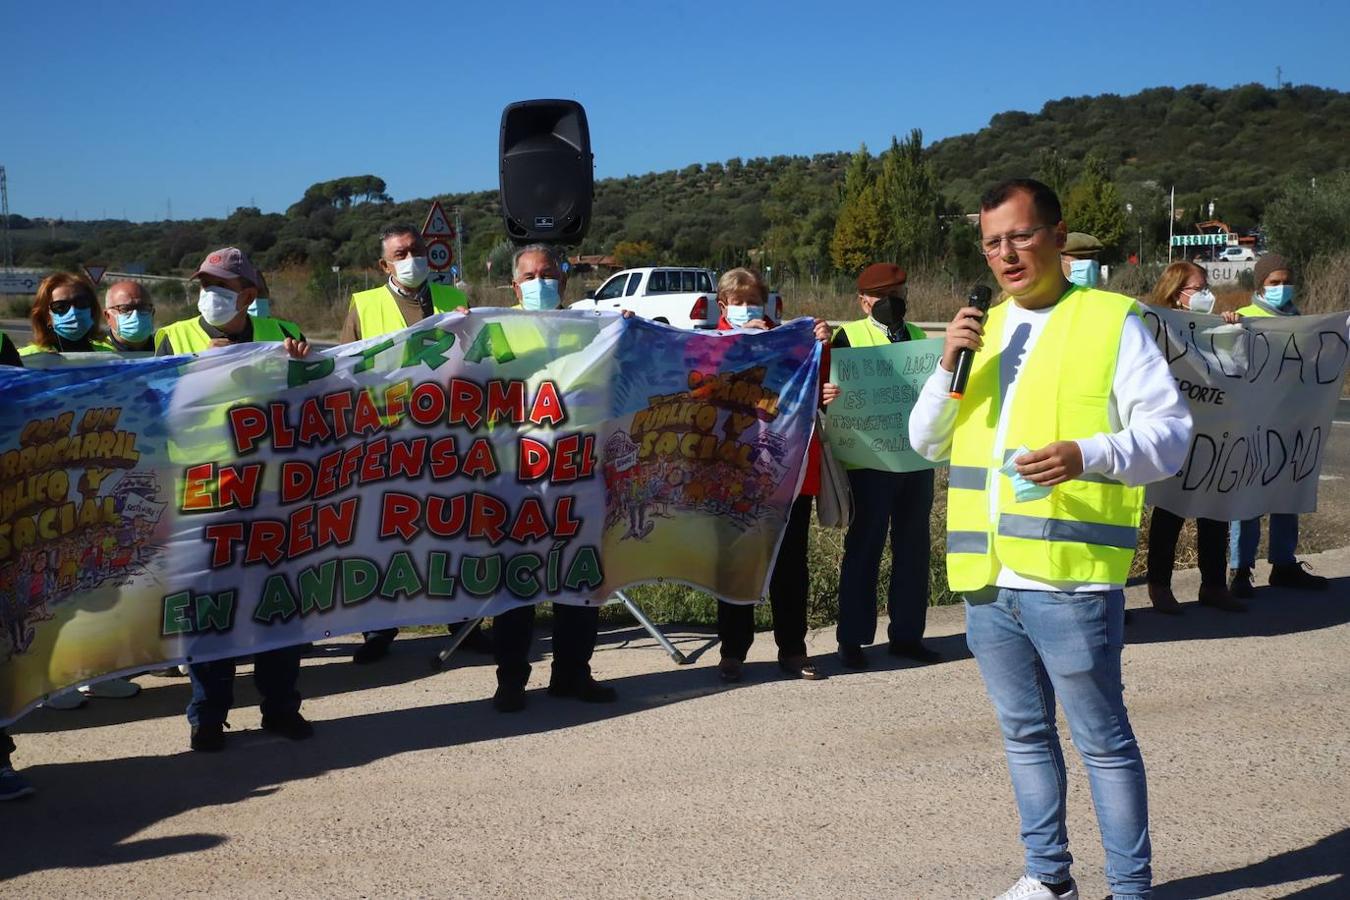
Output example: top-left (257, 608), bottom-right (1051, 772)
top-left (831, 262), bottom-right (939, 668)
top-left (1061, 232), bottom-right (1104, 288)
top-left (156, 247), bottom-right (315, 751)
top-left (1228, 253), bottom-right (1329, 596)
top-left (156, 247), bottom-right (305, 356)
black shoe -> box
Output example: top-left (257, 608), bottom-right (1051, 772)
top-left (190, 722), bottom-right (227, 752)
top-left (838, 644), bottom-right (869, 670)
top-left (887, 641), bottom-right (942, 664)
top-left (548, 676), bottom-right (618, 703)
top-left (493, 684), bottom-right (527, 713)
top-left (352, 630), bottom-right (396, 664)
top-left (261, 712), bottom-right (314, 740)
top-left (1270, 561), bottom-right (1329, 591)
top-left (1230, 567), bottom-right (1255, 599)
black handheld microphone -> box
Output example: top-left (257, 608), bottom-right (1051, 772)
top-left (948, 285), bottom-right (993, 399)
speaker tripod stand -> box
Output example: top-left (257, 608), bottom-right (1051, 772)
top-left (429, 590), bottom-right (689, 671)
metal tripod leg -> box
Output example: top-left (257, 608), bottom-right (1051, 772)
top-left (615, 589), bottom-right (688, 664)
top-left (429, 617), bottom-right (486, 671)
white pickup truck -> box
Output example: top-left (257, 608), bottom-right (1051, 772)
top-left (570, 266), bottom-right (786, 329)
top-left (570, 266), bottom-right (719, 329)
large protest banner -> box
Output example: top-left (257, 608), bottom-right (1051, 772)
top-left (0, 311), bottom-right (820, 724)
top-left (823, 339), bottom-right (943, 472)
top-left (1141, 306), bottom-right (1349, 520)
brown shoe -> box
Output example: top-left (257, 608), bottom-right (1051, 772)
top-left (1199, 584), bottom-right (1247, 613)
top-left (718, 657), bottom-right (743, 683)
top-left (778, 654), bottom-right (824, 681)
top-left (1147, 583), bottom-right (1184, 615)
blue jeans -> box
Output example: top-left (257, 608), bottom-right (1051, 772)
top-left (965, 589), bottom-right (1151, 900)
top-left (187, 646), bottom-right (303, 727)
top-left (835, 468), bottom-right (934, 647)
top-left (1228, 514), bottom-right (1298, 569)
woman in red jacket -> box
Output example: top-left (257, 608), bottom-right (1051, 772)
top-left (714, 268), bottom-right (837, 682)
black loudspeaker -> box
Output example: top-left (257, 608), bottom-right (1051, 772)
top-left (499, 99), bottom-right (593, 245)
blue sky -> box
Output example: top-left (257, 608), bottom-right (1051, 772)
top-left (7, 0), bottom-right (1349, 221)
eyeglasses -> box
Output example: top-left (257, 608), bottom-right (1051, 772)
top-left (978, 225), bottom-right (1050, 257)
top-left (50, 297), bottom-right (92, 314)
top-left (108, 303), bottom-right (155, 314)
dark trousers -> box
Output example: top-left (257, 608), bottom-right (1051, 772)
top-left (835, 468), bottom-right (934, 647)
top-left (1147, 508), bottom-right (1227, 588)
top-left (718, 494), bottom-right (813, 661)
top-left (186, 645), bottom-right (303, 727)
top-left (1, 728), bottom-right (12, 768)
top-left (494, 602), bottom-right (600, 689)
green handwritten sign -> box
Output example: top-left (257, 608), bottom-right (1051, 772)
top-left (825, 338), bottom-right (943, 472)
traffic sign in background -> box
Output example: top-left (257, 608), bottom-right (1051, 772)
top-left (422, 200), bottom-right (455, 239)
top-left (426, 238), bottom-right (453, 272)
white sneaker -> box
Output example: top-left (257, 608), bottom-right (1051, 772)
top-left (994, 875), bottom-right (1078, 900)
top-left (41, 691), bottom-right (87, 711)
top-left (79, 677), bottom-right (142, 699)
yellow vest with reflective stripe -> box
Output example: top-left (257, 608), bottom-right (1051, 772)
top-left (1236, 303), bottom-right (1274, 318)
top-left (836, 318), bottom-right (925, 347)
top-left (156, 315), bottom-right (302, 354)
top-left (945, 287), bottom-right (1144, 591)
top-left (351, 283), bottom-right (468, 339)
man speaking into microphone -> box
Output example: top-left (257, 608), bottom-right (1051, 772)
top-left (909, 179), bottom-right (1191, 900)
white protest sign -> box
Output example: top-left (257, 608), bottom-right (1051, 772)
top-left (1141, 305), bottom-right (1350, 520)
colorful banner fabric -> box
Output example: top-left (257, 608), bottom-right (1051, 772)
top-left (823, 339), bottom-right (943, 472)
top-left (1141, 306), bottom-right (1350, 520)
top-left (0, 311), bottom-right (820, 724)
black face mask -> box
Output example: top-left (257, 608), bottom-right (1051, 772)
top-left (869, 295), bottom-right (908, 334)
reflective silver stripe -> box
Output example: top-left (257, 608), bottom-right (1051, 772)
top-left (947, 531), bottom-right (989, 553)
top-left (998, 514), bottom-right (1137, 549)
top-left (948, 466), bottom-right (988, 490)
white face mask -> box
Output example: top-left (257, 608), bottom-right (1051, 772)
top-left (393, 256), bottom-right (430, 289)
top-left (198, 286), bottom-right (241, 327)
top-left (1187, 288), bottom-right (1216, 314)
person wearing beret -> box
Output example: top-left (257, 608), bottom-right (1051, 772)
top-left (831, 263), bottom-right (940, 668)
top-left (1061, 232), bottom-right (1104, 288)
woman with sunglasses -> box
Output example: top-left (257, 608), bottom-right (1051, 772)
top-left (20, 272), bottom-right (105, 356)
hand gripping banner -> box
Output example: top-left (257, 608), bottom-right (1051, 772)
top-left (0, 311), bottom-right (821, 724)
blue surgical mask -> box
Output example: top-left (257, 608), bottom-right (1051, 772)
top-left (115, 310), bottom-right (154, 343)
top-left (52, 306), bottom-right (94, 340)
top-left (726, 304), bottom-right (763, 328)
top-left (1068, 259), bottom-right (1101, 288)
top-left (1263, 284), bottom-right (1295, 308)
top-left (999, 445), bottom-right (1052, 503)
top-left (248, 297), bottom-right (271, 318)
top-left (519, 278), bottom-right (561, 311)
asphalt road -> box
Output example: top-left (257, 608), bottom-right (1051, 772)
top-left (3, 549), bottom-right (1348, 898)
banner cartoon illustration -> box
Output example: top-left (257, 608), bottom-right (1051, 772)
top-left (0, 311), bottom-right (820, 724)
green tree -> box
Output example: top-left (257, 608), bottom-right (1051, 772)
top-left (877, 130), bottom-right (945, 267)
top-left (1263, 171), bottom-right (1350, 269)
top-left (1064, 153), bottom-right (1128, 256)
top-left (612, 239), bottom-right (659, 268)
top-left (830, 182), bottom-right (886, 273)
top-left (1036, 149), bottom-right (1073, 197)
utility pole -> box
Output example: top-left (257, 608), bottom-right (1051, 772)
top-left (0, 166), bottom-right (12, 268)
top-left (1275, 66), bottom-right (1283, 89)
top-left (453, 206), bottom-right (464, 282)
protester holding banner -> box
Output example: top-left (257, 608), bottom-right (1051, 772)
top-left (911, 178), bottom-right (1192, 900)
top-left (0, 346), bottom-right (31, 800)
top-left (714, 267), bottom-right (835, 683)
top-left (491, 243), bottom-right (616, 712)
top-left (341, 224), bottom-right (475, 664)
top-left (1228, 254), bottom-right (1329, 597)
top-left (20, 272), bottom-right (105, 355)
top-left (830, 263), bottom-right (939, 668)
top-left (97, 281), bottom-right (157, 353)
top-left (154, 248), bottom-right (306, 357)
top-left (1143, 263), bottom-right (1245, 614)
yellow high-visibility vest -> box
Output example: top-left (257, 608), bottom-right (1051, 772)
top-left (1236, 303), bottom-right (1275, 318)
top-left (835, 318), bottom-right (925, 346)
top-left (945, 287), bottom-right (1144, 591)
top-left (351, 283), bottom-right (468, 339)
top-left (155, 315), bottom-right (302, 354)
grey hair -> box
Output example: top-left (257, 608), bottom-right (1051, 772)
top-left (511, 243), bottom-right (565, 280)
top-left (378, 223), bottom-right (421, 258)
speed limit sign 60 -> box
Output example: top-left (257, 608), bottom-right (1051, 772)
top-left (426, 238), bottom-right (453, 271)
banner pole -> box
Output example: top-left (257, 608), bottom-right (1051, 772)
top-left (616, 590), bottom-right (688, 664)
top-left (430, 617), bottom-right (487, 671)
